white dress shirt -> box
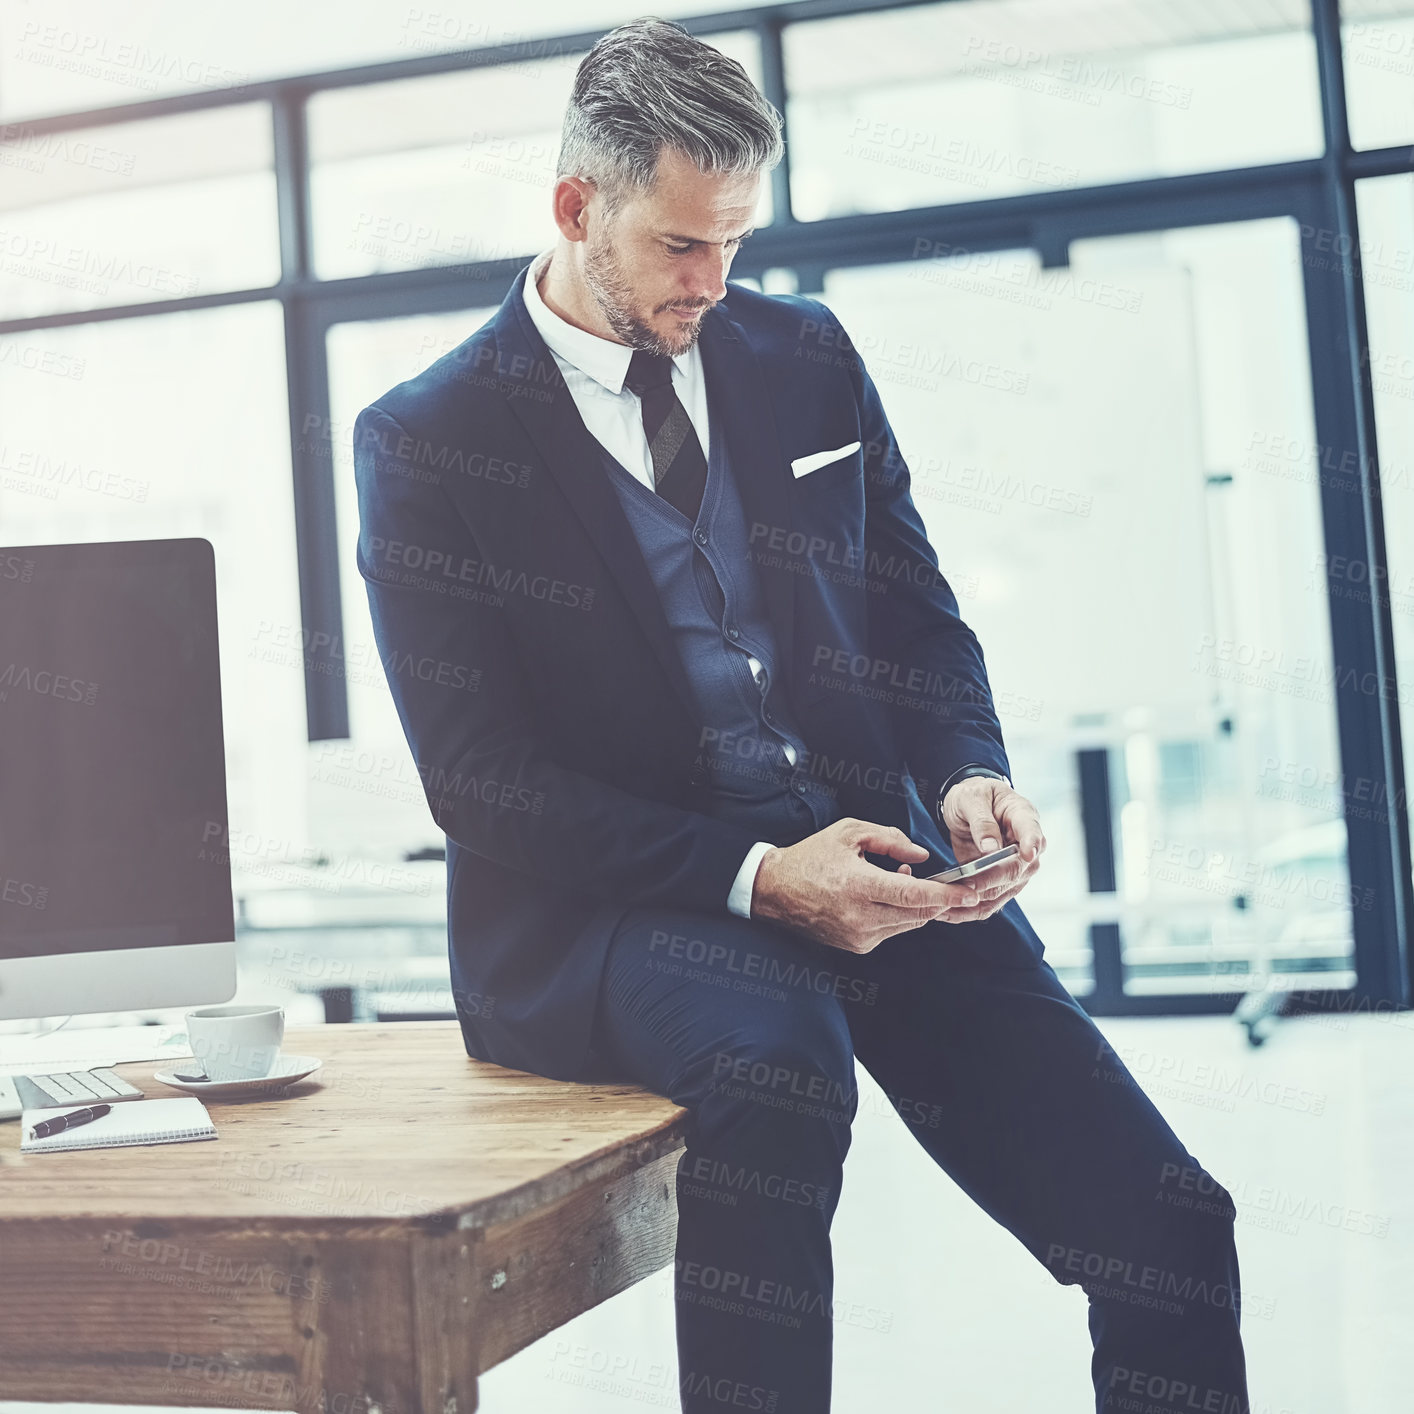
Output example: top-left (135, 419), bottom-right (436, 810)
top-left (521, 248), bottom-right (777, 918)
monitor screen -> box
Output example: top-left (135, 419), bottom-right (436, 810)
top-left (0, 539), bottom-right (234, 959)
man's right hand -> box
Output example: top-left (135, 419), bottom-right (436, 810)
top-left (749, 818), bottom-right (985, 955)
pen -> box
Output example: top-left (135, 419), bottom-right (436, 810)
top-left (29, 1103), bottom-right (112, 1141)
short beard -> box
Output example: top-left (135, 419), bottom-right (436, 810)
top-left (581, 221), bottom-right (710, 358)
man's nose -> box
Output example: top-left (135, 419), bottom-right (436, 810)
top-left (686, 248), bottom-right (731, 303)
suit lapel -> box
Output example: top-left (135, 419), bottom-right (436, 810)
top-left (491, 268), bottom-right (796, 722)
top-left (494, 268), bottom-right (699, 724)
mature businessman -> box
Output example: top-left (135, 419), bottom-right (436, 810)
top-left (354, 17), bottom-right (1250, 1414)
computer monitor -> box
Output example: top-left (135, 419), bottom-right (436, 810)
top-left (0, 538), bottom-right (236, 1023)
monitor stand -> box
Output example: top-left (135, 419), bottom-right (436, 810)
top-left (0, 1014), bottom-right (73, 1041)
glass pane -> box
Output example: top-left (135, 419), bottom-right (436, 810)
top-left (786, 0), bottom-right (1323, 221)
top-left (324, 309), bottom-right (499, 861)
top-left (1, 5), bottom-right (784, 120)
top-left (1356, 174), bottom-right (1414, 888)
top-left (309, 31), bottom-right (768, 280)
top-left (0, 301), bottom-right (306, 887)
top-left (0, 104), bottom-right (279, 318)
top-left (1342, 0), bottom-right (1414, 149)
top-left (818, 216), bottom-right (1348, 996)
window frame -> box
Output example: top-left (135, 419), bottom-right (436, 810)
top-left (2, 0), bottom-right (1407, 1017)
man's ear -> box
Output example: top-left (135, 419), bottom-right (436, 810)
top-left (551, 175), bottom-right (595, 243)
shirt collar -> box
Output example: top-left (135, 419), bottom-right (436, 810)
top-left (522, 247), bottom-right (693, 396)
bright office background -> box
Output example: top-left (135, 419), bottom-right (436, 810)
top-left (2, 2), bottom-right (1413, 1411)
top-left (3, 0), bottom-right (1413, 1014)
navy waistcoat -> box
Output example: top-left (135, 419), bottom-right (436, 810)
top-left (596, 392), bottom-right (838, 848)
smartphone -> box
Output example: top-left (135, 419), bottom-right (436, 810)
top-left (918, 842), bottom-right (1020, 884)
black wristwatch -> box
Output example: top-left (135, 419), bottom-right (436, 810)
top-left (936, 764), bottom-right (1012, 824)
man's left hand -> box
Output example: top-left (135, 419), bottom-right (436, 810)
top-left (901, 777), bottom-right (1046, 923)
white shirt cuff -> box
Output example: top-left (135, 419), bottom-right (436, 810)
top-left (728, 840), bottom-right (777, 918)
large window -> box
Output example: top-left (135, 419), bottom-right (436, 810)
top-left (0, 104), bottom-right (279, 317)
top-left (2, 0), bottom-right (1409, 1018)
top-left (819, 217), bottom-right (1350, 996)
top-left (321, 309), bottom-right (499, 859)
top-left (307, 32), bottom-right (767, 280)
top-left (0, 301), bottom-right (306, 870)
top-left (308, 59), bottom-right (584, 280)
top-left (0, 3), bottom-right (785, 121)
top-left (785, 0), bottom-right (1324, 219)
top-left (1342, 1), bottom-right (1414, 149)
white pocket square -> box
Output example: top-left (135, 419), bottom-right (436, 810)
top-left (790, 441), bottom-right (862, 478)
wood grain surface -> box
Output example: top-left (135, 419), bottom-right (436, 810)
top-left (0, 1020), bottom-right (688, 1228)
top-left (0, 1021), bottom-right (689, 1412)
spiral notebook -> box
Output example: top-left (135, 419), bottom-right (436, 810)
top-left (21, 1096), bottom-right (216, 1153)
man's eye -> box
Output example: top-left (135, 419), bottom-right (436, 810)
top-left (667, 243), bottom-right (692, 255)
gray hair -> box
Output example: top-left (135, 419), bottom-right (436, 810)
top-left (556, 16), bottom-right (784, 216)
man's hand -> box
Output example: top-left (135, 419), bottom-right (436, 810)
top-left (749, 817), bottom-right (987, 954)
top-left (936, 776), bottom-right (1046, 923)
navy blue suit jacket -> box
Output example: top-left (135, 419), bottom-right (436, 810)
top-left (352, 263), bottom-right (1043, 1082)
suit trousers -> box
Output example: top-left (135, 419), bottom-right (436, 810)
top-left (590, 904), bottom-right (1251, 1414)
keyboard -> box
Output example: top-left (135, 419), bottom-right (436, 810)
top-left (0, 1067), bottom-right (144, 1120)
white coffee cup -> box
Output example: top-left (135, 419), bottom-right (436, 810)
top-left (185, 1004), bottom-right (285, 1082)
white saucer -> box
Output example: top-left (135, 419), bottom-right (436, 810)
top-left (153, 1054), bottom-right (323, 1098)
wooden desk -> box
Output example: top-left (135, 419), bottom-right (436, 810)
top-left (0, 1021), bottom-right (688, 1413)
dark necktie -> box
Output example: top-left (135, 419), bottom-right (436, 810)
top-left (623, 349), bottom-right (708, 524)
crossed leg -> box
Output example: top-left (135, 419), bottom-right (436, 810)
top-left (591, 905), bottom-right (1250, 1414)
